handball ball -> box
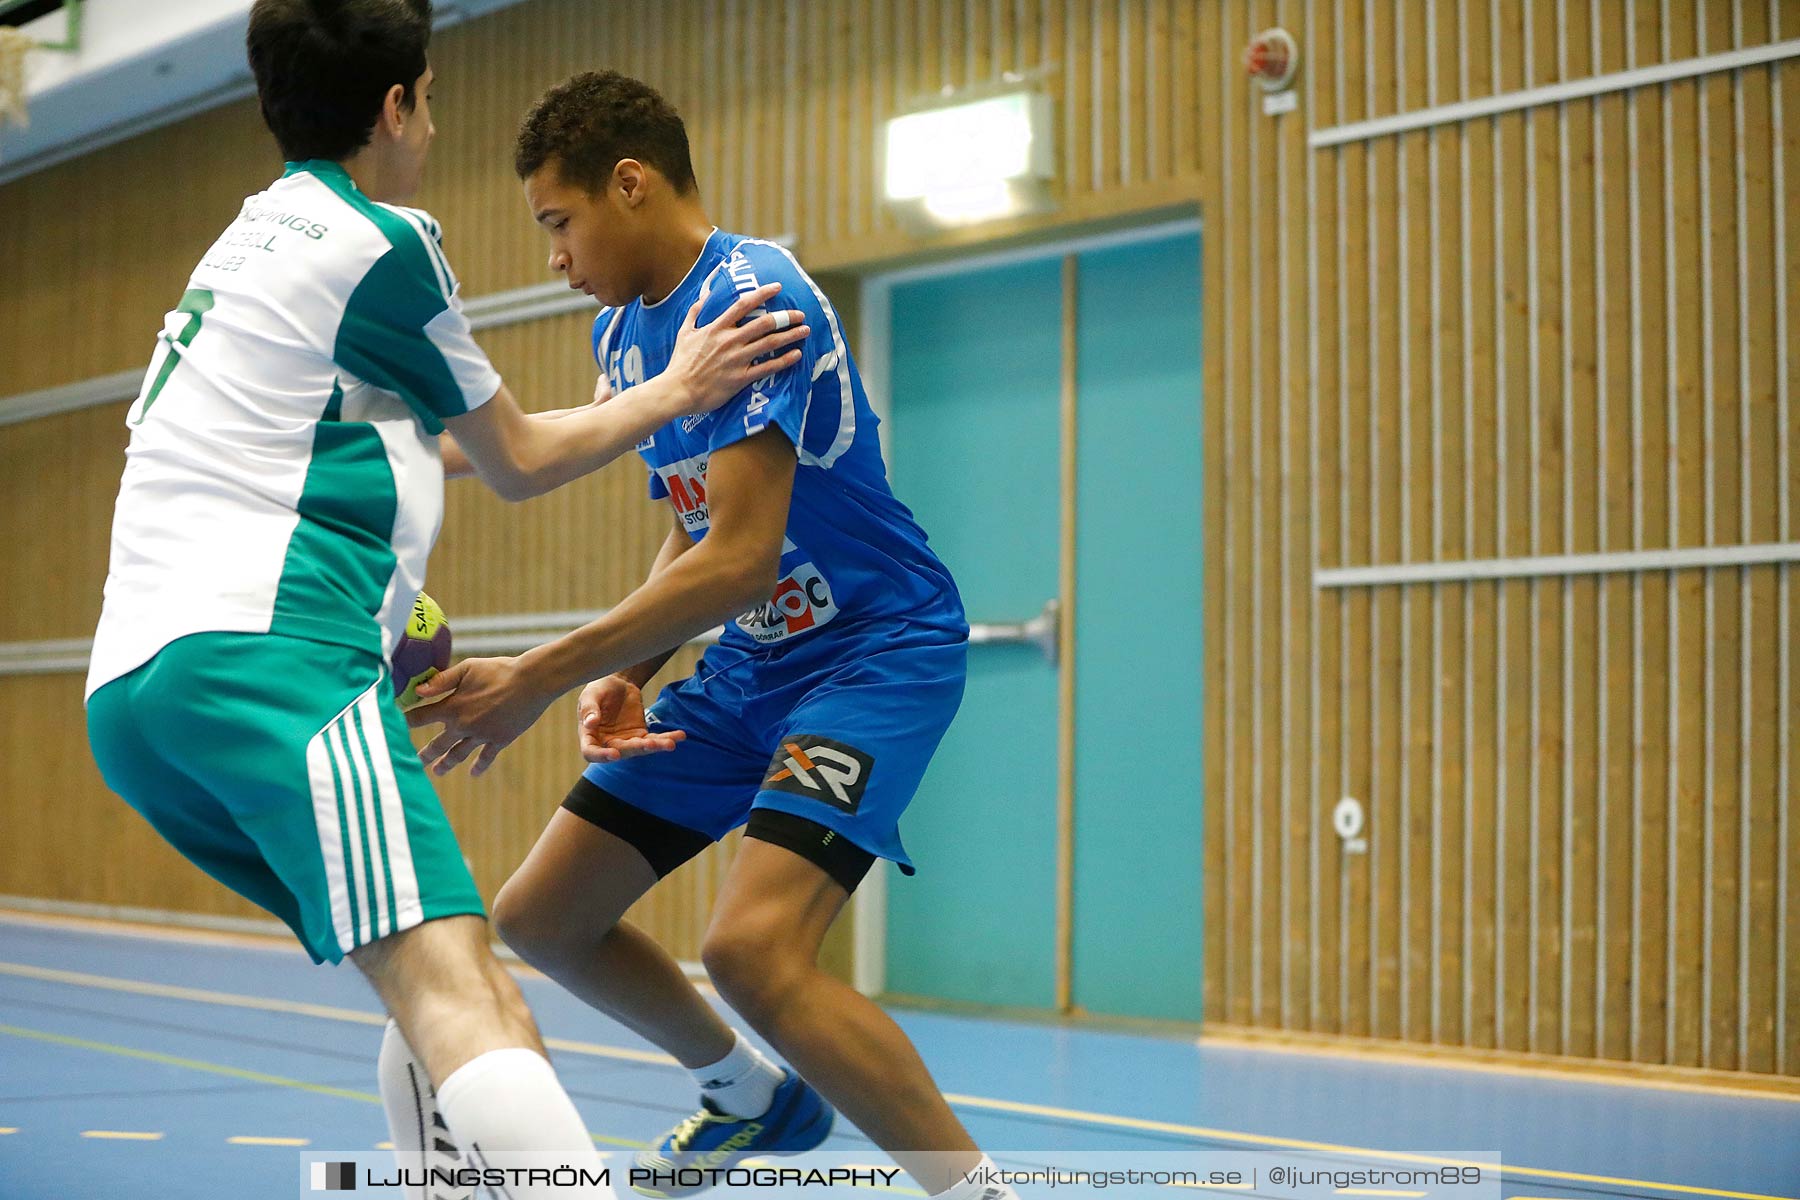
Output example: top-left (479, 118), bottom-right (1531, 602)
top-left (393, 591), bottom-right (452, 711)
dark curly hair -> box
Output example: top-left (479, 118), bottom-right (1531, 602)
top-left (247, 0), bottom-right (432, 163)
top-left (514, 71), bottom-right (698, 195)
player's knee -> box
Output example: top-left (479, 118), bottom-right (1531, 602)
top-left (491, 878), bottom-right (569, 964)
top-left (393, 978), bottom-right (541, 1080)
top-left (701, 921), bottom-right (809, 1021)
top-left (364, 938), bottom-right (537, 1068)
top-left (699, 927), bottom-right (764, 1012)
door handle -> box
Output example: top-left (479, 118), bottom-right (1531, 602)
top-left (967, 598), bottom-right (1060, 665)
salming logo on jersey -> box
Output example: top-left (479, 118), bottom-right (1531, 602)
top-left (737, 561), bottom-right (839, 644)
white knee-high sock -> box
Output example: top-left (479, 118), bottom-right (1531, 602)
top-left (435, 1047), bottom-right (608, 1198)
top-left (377, 1020), bottom-right (471, 1200)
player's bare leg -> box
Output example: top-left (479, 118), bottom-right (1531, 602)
top-left (353, 915), bottom-right (545, 1079)
top-left (701, 838), bottom-right (984, 1195)
top-left (353, 915), bottom-right (606, 1197)
top-left (492, 809), bottom-right (739, 1067)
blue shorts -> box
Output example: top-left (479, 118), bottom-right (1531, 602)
top-left (579, 634), bottom-right (967, 875)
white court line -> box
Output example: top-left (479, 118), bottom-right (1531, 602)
top-left (0, 958), bottom-right (1792, 1200)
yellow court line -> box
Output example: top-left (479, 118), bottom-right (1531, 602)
top-left (0, 909), bottom-right (301, 955)
top-left (932, 1093), bottom-right (1797, 1200)
top-left (545, 1038), bottom-right (673, 1066)
top-left (1198, 1028), bottom-right (1800, 1105)
top-left (0, 962), bottom-right (388, 1026)
top-left (10, 909), bottom-right (1795, 1106)
top-left (0, 1023), bottom-right (649, 1156)
top-left (227, 1136), bottom-right (311, 1146)
top-left (0, 962), bottom-right (675, 1067)
top-left (3, 964), bottom-right (1794, 1200)
top-left (0, 1023), bottom-right (381, 1104)
top-left (81, 1130), bottom-right (164, 1140)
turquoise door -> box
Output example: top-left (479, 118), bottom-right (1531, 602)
top-left (885, 257), bottom-right (1064, 1009)
top-left (881, 229), bottom-right (1203, 1020)
top-left (1070, 235), bottom-right (1205, 1021)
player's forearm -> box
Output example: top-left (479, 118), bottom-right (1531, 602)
top-left (442, 406), bottom-right (596, 483)
top-left (617, 647), bottom-right (682, 691)
top-left (615, 527), bottom-right (695, 688)
top-left (440, 431), bottom-right (476, 479)
top-left (519, 540), bottom-right (772, 699)
top-left (509, 375), bottom-right (695, 498)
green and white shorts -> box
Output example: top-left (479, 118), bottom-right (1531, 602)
top-left (86, 632), bottom-right (484, 963)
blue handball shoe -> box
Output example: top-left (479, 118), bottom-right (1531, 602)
top-left (631, 1068), bottom-right (835, 1197)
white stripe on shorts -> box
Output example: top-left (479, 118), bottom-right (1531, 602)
top-left (327, 717), bottom-right (376, 945)
top-left (305, 732), bottom-right (356, 957)
top-left (339, 708), bottom-right (390, 940)
top-left (355, 688), bottom-right (421, 929)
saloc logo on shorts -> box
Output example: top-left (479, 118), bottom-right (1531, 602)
top-left (762, 736), bottom-right (874, 812)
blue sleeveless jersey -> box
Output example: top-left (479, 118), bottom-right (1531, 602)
top-left (592, 229), bottom-right (966, 667)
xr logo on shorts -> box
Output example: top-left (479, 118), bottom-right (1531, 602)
top-left (762, 736), bottom-right (874, 812)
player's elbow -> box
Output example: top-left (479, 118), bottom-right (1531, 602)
top-left (483, 408), bottom-right (569, 501)
top-left (502, 473), bottom-right (547, 502)
top-left (460, 436), bottom-right (544, 501)
top-left (488, 441), bottom-right (557, 501)
top-left (707, 539), bottom-right (782, 612)
top-left (483, 465), bottom-right (538, 503)
top-left (726, 560), bottom-right (780, 614)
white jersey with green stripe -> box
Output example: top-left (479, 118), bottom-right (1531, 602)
top-left (84, 160), bottom-right (500, 702)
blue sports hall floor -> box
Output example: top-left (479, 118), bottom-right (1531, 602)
top-left (0, 912), bottom-right (1793, 1199)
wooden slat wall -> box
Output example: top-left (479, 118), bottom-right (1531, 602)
top-left (0, 0), bottom-right (1206, 404)
top-left (440, 0), bottom-right (1201, 265)
top-left (0, 97), bottom-right (279, 395)
top-left (0, 320), bottom-right (739, 956)
top-left (0, 0), bottom-right (1201, 967)
top-left (2, 0), bottom-right (1796, 1078)
top-left (1204, 0), bottom-right (1798, 1076)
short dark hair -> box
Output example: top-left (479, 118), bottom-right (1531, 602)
top-left (514, 71), bottom-right (698, 195)
top-left (247, 0), bottom-right (433, 162)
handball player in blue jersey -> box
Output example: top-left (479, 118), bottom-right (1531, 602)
top-left (412, 72), bottom-right (1016, 1200)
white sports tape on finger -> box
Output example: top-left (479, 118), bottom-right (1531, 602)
top-left (770, 310), bottom-right (792, 330)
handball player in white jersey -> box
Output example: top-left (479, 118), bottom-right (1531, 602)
top-left (82, 2), bottom-right (808, 1193)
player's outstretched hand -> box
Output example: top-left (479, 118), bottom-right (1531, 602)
top-left (668, 281), bottom-right (810, 411)
top-left (577, 675), bottom-right (686, 763)
top-left (408, 656), bottom-right (555, 779)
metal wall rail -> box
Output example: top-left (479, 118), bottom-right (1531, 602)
top-left (0, 637), bottom-right (91, 676)
top-left (0, 280), bottom-right (599, 430)
top-left (1315, 543), bottom-right (1800, 589)
top-left (450, 599), bottom-right (1060, 659)
top-left (1310, 39), bottom-right (1800, 148)
top-left (0, 368), bottom-right (141, 429)
top-left (0, 600), bottom-right (1062, 677)
top-left (0, 225), bottom-right (786, 430)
